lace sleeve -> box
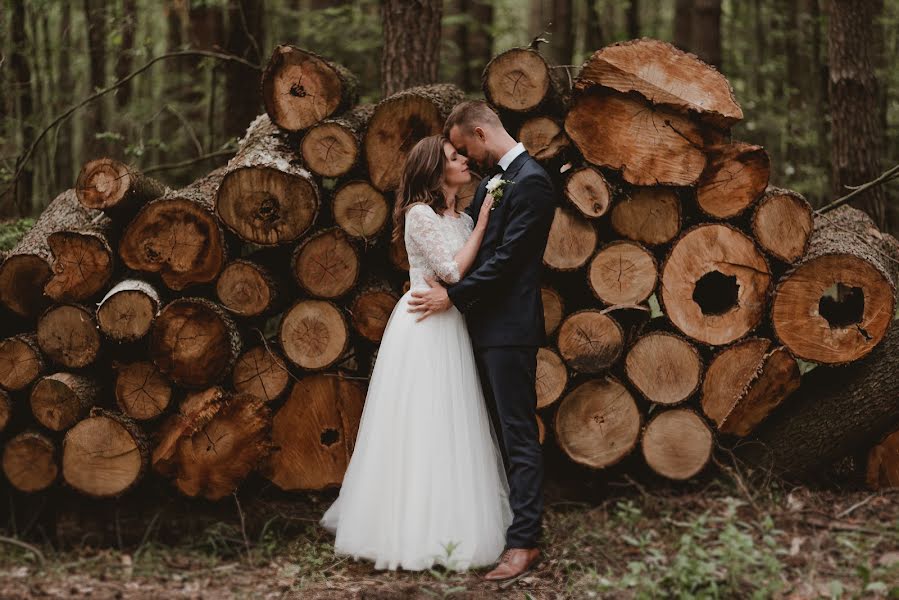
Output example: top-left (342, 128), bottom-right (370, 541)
top-left (405, 204), bottom-right (461, 284)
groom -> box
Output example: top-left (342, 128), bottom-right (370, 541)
top-left (408, 101), bottom-right (556, 580)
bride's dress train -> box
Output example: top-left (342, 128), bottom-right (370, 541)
top-left (321, 204), bottom-right (512, 571)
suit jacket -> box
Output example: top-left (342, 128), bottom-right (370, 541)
top-left (447, 151), bottom-right (556, 348)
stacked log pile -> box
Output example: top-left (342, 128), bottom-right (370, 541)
top-left (1, 39), bottom-right (897, 505)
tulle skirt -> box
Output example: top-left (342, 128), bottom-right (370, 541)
top-left (320, 291), bottom-right (512, 571)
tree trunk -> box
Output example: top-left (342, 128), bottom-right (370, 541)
top-left (30, 372), bottom-right (100, 432)
top-left (224, 0), bottom-right (264, 140)
top-left (83, 0), bottom-right (108, 157)
top-left (115, 0), bottom-right (137, 108)
top-left (466, 0), bottom-right (494, 91)
top-left (691, 0), bottom-right (722, 68)
top-left (550, 0), bottom-right (574, 66)
top-left (584, 0), bottom-right (606, 54)
top-left (380, 0), bottom-right (442, 96)
top-left (96, 280), bottom-right (161, 343)
top-left (54, 2), bottom-right (75, 192)
top-left (10, 0), bottom-right (33, 217)
top-left (36, 304), bottom-right (102, 369)
top-left (673, 0), bottom-right (693, 51)
top-left (2, 431), bottom-right (58, 493)
top-left (828, 0), bottom-right (887, 229)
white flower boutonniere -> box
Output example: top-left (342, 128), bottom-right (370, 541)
top-left (485, 177), bottom-right (513, 210)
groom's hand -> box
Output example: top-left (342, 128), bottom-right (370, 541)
top-left (408, 277), bottom-right (451, 322)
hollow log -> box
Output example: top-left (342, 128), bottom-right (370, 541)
top-left (216, 259), bottom-right (281, 317)
top-left (96, 280), bottom-right (161, 343)
top-left (541, 286), bottom-right (564, 338)
top-left (75, 158), bottom-right (167, 218)
top-left (536, 347), bottom-right (568, 409)
top-left (30, 372), bottom-right (99, 432)
top-left (557, 310), bottom-right (624, 373)
top-left (610, 187), bottom-right (681, 246)
top-left (332, 180), bottom-right (390, 240)
top-left (261, 45), bottom-right (358, 132)
top-left (292, 228), bottom-right (360, 299)
top-left (119, 168), bottom-right (228, 290)
top-left (62, 409), bottom-right (149, 497)
top-left (149, 298), bottom-right (241, 389)
top-left (301, 104), bottom-right (373, 177)
top-left (2, 431), bottom-right (58, 493)
top-left (232, 344), bottom-right (291, 403)
top-left (661, 224), bottom-right (771, 346)
top-left (36, 304), bottom-right (101, 368)
top-left (543, 206), bottom-right (598, 271)
top-left (564, 166), bottom-right (612, 219)
top-left (364, 84), bottom-right (465, 192)
top-left (279, 300), bottom-right (350, 371)
top-left (701, 337), bottom-right (773, 426)
top-left (216, 114), bottom-right (320, 245)
top-left (265, 374), bottom-right (365, 491)
top-left (554, 377), bottom-right (642, 469)
top-left (867, 429), bottom-right (899, 490)
top-left (625, 332), bottom-right (702, 405)
top-left (641, 408), bottom-right (713, 480)
top-left (771, 205), bottom-right (899, 364)
top-left (114, 361), bottom-right (172, 421)
top-left (519, 116), bottom-right (570, 161)
top-left (751, 187), bottom-right (814, 263)
top-left (44, 214), bottom-right (115, 303)
top-left (588, 241), bottom-right (657, 306)
top-left (0, 333), bottom-right (45, 392)
top-left (695, 142), bottom-right (770, 219)
top-left (350, 284), bottom-right (399, 343)
top-left (482, 47), bottom-right (563, 113)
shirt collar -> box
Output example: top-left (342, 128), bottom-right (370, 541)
top-left (497, 142), bottom-right (526, 172)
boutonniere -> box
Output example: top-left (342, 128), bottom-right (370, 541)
top-left (486, 177), bottom-right (514, 210)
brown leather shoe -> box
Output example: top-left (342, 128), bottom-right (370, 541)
top-left (483, 547), bottom-right (540, 581)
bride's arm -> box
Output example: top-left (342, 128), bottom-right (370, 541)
top-left (406, 200), bottom-right (494, 284)
top-left (451, 195), bottom-right (495, 278)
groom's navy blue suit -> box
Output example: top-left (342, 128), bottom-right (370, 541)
top-left (447, 148), bottom-right (556, 549)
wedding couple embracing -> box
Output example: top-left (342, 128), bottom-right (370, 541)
top-left (320, 100), bottom-right (556, 581)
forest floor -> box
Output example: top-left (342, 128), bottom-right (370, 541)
top-left (1, 473), bottom-right (898, 600)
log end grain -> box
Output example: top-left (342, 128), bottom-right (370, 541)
top-left (625, 332), bottom-right (702, 405)
top-left (279, 300), bottom-right (349, 371)
top-left (62, 411), bottom-right (148, 497)
top-left (588, 241), bottom-right (658, 305)
top-left (641, 408), bottom-right (713, 480)
top-left (2, 431), bottom-right (58, 493)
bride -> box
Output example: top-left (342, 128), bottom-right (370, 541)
top-left (320, 135), bottom-right (512, 571)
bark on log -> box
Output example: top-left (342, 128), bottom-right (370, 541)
top-left (588, 241), bottom-right (658, 305)
top-left (541, 286), bottom-right (564, 338)
top-left (350, 283), bottom-right (399, 343)
top-left (482, 47), bottom-right (564, 113)
top-left (557, 310), bottom-right (624, 373)
top-left (867, 429), bottom-right (899, 490)
top-left (44, 214), bottom-right (115, 302)
top-left (36, 304), bottom-right (102, 368)
top-left (641, 408), bottom-right (713, 480)
top-left (265, 374), bottom-right (365, 491)
top-left (120, 168), bottom-right (228, 290)
top-left (261, 45), bottom-right (358, 132)
top-left (152, 387), bottom-right (272, 500)
top-left (2, 431), bottom-right (58, 493)
top-left (519, 115), bottom-right (570, 161)
top-left (661, 224), bottom-right (771, 346)
top-left (0, 189), bottom-right (98, 319)
top-left (292, 228), bottom-right (360, 299)
top-left (364, 84), bottom-right (465, 192)
top-left (301, 104), bottom-right (373, 177)
top-left (536, 347), bottom-right (568, 409)
top-left (216, 114), bottom-right (320, 245)
top-left (554, 377), bottom-right (642, 469)
top-left (564, 166), bottom-right (612, 219)
top-left (610, 187), bottom-right (681, 246)
top-left (332, 180), bottom-right (390, 240)
top-left (625, 332), bottom-right (702, 405)
top-left (0, 333), bottom-right (45, 392)
top-left (215, 259), bottom-right (281, 317)
top-left (695, 142), bottom-right (770, 219)
top-left (279, 300), bottom-right (349, 371)
top-left (701, 337), bottom-right (773, 426)
top-left (96, 280), bottom-right (161, 343)
top-left (75, 158), bottom-right (167, 218)
top-left (771, 205), bottom-right (899, 364)
top-left (543, 206), bottom-right (598, 271)
top-left (149, 298), bottom-right (241, 389)
top-left (114, 361), bottom-right (172, 420)
top-left (232, 344), bottom-right (291, 403)
top-left (751, 187), bottom-right (814, 263)
top-left (30, 372), bottom-right (99, 432)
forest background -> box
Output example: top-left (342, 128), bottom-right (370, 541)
top-left (1, 0), bottom-right (897, 231)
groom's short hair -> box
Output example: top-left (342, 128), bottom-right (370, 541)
top-left (444, 101), bottom-right (503, 136)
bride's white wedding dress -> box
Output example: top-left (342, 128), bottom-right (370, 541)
top-left (321, 203), bottom-right (512, 571)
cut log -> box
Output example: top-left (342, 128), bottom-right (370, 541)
top-left (771, 206), bottom-right (899, 364)
top-left (536, 347), bottom-right (568, 409)
top-left (867, 429), bottom-right (899, 490)
top-left (751, 187), bottom-right (814, 263)
top-left (718, 346), bottom-right (800, 437)
top-left (152, 387), bottom-right (272, 500)
top-left (576, 38), bottom-right (743, 128)
top-left (44, 214), bottom-right (115, 302)
top-left (625, 332), bottom-right (702, 405)
top-left (74, 158), bottom-right (167, 218)
top-left (2, 431), bottom-right (58, 493)
top-left (557, 310), bottom-right (624, 373)
top-left (519, 116), bottom-right (570, 161)
top-left (564, 166), bottom-right (612, 219)
top-left (332, 180), bottom-right (390, 240)
top-left (588, 241), bottom-right (658, 305)
top-left (0, 334), bottom-right (45, 392)
top-left (565, 88), bottom-right (708, 187)
top-left (30, 372), bottom-right (99, 432)
top-left (266, 374), bottom-right (365, 491)
top-left (350, 284), bottom-right (399, 343)
top-left (279, 300), bottom-right (349, 370)
top-left (36, 304), bottom-right (101, 368)
top-left (292, 228), bottom-right (360, 299)
top-left (301, 104), bottom-right (373, 177)
top-left (610, 187), bottom-right (681, 246)
top-left (482, 47), bottom-right (561, 113)
top-left (96, 280), bottom-right (161, 343)
top-left (695, 142), bottom-right (770, 219)
top-left (543, 206), bottom-right (598, 271)
top-left (641, 408), bottom-right (713, 480)
top-left (0, 389), bottom-right (10, 432)
top-left (389, 235), bottom-right (410, 271)
top-left (62, 409), bottom-right (148, 497)
top-left (364, 83), bottom-right (465, 192)
top-left (119, 168), bottom-right (228, 290)
top-left (661, 224), bottom-right (771, 345)
top-left (114, 361), bottom-right (172, 420)
top-left (0, 189), bottom-right (97, 319)
top-left (261, 45), bottom-right (358, 132)
top-left (216, 259), bottom-right (280, 317)
top-left (536, 413), bottom-right (546, 445)
top-left (216, 114), bottom-right (320, 245)
top-left (541, 286), bottom-right (564, 338)
top-left (233, 344), bottom-right (291, 403)
top-left (149, 298), bottom-right (241, 388)
top-left (701, 337), bottom-right (773, 426)
top-left (554, 377), bottom-right (642, 469)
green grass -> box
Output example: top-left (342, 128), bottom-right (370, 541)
top-left (0, 218), bottom-right (34, 252)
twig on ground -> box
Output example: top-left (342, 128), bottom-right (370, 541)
top-left (836, 494), bottom-right (877, 519)
top-left (0, 535), bottom-right (46, 565)
top-left (234, 492), bottom-right (252, 561)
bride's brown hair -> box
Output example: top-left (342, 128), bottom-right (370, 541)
top-left (392, 135), bottom-right (451, 245)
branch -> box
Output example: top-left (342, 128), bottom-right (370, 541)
top-left (3, 50), bottom-right (262, 202)
top-left (142, 149), bottom-right (236, 175)
top-left (815, 162), bottom-right (899, 215)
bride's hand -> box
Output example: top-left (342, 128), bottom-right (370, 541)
top-left (478, 194), bottom-right (495, 225)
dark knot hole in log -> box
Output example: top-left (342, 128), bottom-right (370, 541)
top-left (692, 271), bottom-right (739, 316)
top-left (252, 194), bottom-right (281, 223)
top-left (320, 428), bottom-right (339, 446)
top-left (819, 283), bottom-right (865, 329)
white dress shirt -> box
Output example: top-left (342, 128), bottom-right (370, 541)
top-left (497, 142), bottom-right (526, 172)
